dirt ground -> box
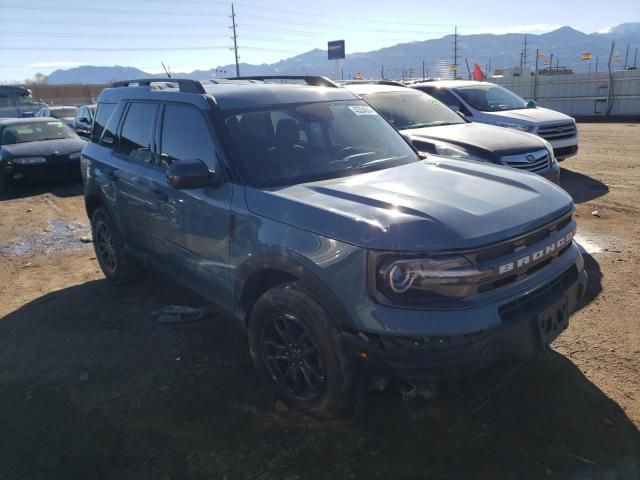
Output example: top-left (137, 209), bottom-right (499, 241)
top-left (1, 123), bottom-right (639, 480)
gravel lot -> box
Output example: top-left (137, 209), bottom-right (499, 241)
top-left (1, 123), bottom-right (639, 480)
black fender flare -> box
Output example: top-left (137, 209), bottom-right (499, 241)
top-left (233, 252), bottom-right (354, 331)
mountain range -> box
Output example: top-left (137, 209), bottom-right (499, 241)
top-left (46, 23), bottom-right (640, 84)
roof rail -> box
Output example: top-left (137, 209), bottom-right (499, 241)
top-left (111, 78), bottom-right (207, 94)
top-left (338, 79), bottom-right (407, 87)
top-left (229, 75), bottom-right (339, 88)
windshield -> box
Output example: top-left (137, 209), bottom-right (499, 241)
top-left (50, 108), bottom-right (78, 118)
top-left (363, 91), bottom-right (465, 130)
top-left (454, 84), bottom-right (528, 112)
top-left (221, 100), bottom-right (417, 187)
top-left (0, 121), bottom-right (78, 145)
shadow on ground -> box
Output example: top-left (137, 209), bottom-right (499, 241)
top-left (0, 277), bottom-right (638, 480)
top-left (560, 167), bottom-right (609, 204)
top-left (0, 177), bottom-right (83, 201)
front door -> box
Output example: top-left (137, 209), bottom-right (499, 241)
top-left (149, 103), bottom-right (233, 307)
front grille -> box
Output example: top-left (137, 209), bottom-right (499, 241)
top-left (537, 122), bottom-right (577, 140)
top-left (499, 265), bottom-right (578, 323)
top-left (501, 149), bottom-right (550, 173)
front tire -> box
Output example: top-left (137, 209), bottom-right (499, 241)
top-left (91, 207), bottom-right (140, 284)
top-left (248, 283), bottom-right (354, 419)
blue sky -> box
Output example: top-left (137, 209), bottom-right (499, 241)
top-left (1, 0), bottom-right (639, 81)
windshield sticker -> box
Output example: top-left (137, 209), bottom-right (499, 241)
top-left (310, 122), bottom-right (321, 133)
top-left (348, 105), bottom-right (378, 116)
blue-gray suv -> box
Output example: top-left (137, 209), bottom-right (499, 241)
top-left (81, 77), bottom-right (588, 418)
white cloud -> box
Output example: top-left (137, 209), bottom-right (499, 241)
top-left (29, 61), bottom-right (81, 68)
top-left (462, 24), bottom-right (564, 35)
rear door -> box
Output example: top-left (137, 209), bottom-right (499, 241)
top-left (148, 102), bottom-right (233, 305)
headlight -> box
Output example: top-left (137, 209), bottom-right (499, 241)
top-left (13, 156), bottom-right (47, 164)
top-left (491, 122), bottom-right (535, 133)
top-left (433, 144), bottom-right (487, 162)
top-left (377, 255), bottom-right (492, 301)
top-left (69, 152), bottom-right (81, 160)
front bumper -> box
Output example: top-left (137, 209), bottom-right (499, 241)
top-left (1, 159), bottom-right (81, 182)
top-left (541, 160), bottom-right (560, 184)
top-left (342, 264), bottom-right (587, 381)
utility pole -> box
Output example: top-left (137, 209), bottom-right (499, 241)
top-left (381, 64), bottom-right (384, 79)
top-left (523, 34), bottom-right (528, 70)
top-left (634, 48), bottom-right (638, 69)
top-left (452, 25), bottom-right (459, 79)
top-left (422, 60), bottom-right (425, 80)
top-left (624, 43), bottom-right (630, 69)
top-left (595, 56), bottom-right (599, 72)
top-left (230, 3), bottom-right (240, 77)
top-left (534, 48), bottom-right (539, 100)
top-left (607, 40), bottom-right (616, 115)
top-left (465, 58), bottom-right (471, 80)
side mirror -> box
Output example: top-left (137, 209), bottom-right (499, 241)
top-left (166, 159), bottom-right (219, 189)
top-left (101, 131), bottom-right (114, 146)
top-left (526, 99), bottom-right (537, 108)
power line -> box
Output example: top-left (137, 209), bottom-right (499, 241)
top-left (0, 17), bottom-right (229, 28)
top-left (0, 3), bottom-right (229, 17)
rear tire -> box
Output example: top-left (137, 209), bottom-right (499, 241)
top-left (91, 207), bottom-right (141, 284)
top-left (248, 282), bottom-right (354, 419)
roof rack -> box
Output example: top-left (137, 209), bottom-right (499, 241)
top-left (111, 78), bottom-right (207, 94)
top-left (228, 75), bottom-right (339, 88)
top-left (338, 79), bottom-right (406, 87)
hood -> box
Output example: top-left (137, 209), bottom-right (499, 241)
top-left (483, 107), bottom-right (574, 125)
top-left (403, 122), bottom-right (545, 156)
top-left (245, 159), bottom-right (573, 252)
top-left (1, 138), bottom-right (85, 159)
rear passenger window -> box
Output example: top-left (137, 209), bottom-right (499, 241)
top-left (116, 102), bottom-right (157, 163)
top-left (159, 104), bottom-right (215, 168)
top-left (427, 89), bottom-right (464, 111)
top-left (91, 102), bottom-right (116, 143)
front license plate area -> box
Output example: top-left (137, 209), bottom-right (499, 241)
top-left (536, 296), bottom-right (569, 349)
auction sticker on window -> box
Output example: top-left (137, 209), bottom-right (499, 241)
top-left (348, 105), bottom-right (378, 116)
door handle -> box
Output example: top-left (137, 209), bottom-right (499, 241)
top-left (151, 188), bottom-right (169, 201)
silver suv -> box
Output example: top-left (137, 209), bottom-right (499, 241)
top-left (412, 81), bottom-right (578, 160)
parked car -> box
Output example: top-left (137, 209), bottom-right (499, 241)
top-left (342, 81), bottom-right (560, 183)
top-left (411, 81), bottom-right (578, 160)
top-left (82, 77), bottom-right (587, 418)
top-left (0, 117), bottom-right (85, 186)
top-left (37, 105), bottom-right (78, 127)
top-left (0, 86), bottom-right (44, 119)
top-left (71, 104), bottom-right (96, 138)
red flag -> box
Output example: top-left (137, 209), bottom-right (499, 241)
top-left (472, 64), bottom-right (486, 81)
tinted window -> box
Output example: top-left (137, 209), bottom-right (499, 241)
top-left (424, 88), bottom-right (464, 111)
top-left (454, 85), bottom-right (528, 112)
top-left (116, 102), bottom-right (157, 163)
top-left (91, 102), bottom-right (116, 143)
top-left (222, 100), bottom-right (417, 187)
top-left (159, 104), bottom-right (215, 168)
top-left (362, 91), bottom-right (464, 130)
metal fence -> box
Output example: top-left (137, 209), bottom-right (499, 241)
top-left (490, 70), bottom-right (640, 118)
top-left (21, 84), bottom-right (108, 107)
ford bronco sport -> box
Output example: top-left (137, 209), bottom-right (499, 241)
top-left (81, 77), bottom-right (587, 418)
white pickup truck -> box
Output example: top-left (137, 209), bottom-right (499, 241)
top-left (0, 86), bottom-right (44, 119)
top-left (412, 80), bottom-right (578, 160)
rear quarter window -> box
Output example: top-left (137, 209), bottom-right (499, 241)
top-left (91, 102), bottom-right (116, 143)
